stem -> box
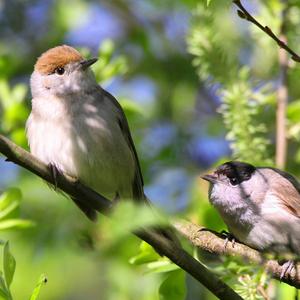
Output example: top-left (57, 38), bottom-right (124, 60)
top-left (276, 1), bottom-right (289, 169)
top-left (233, 0), bottom-right (300, 62)
top-left (174, 220), bottom-right (300, 288)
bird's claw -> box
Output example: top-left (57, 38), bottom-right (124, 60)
top-left (280, 260), bottom-right (295, 281)
top-left (48, 163), bottom-right (62, 190)
top-left (221, 230), bottom-right (236, 252)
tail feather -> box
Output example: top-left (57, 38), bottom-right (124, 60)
top-left (71, 196), bottom-right (97, 221)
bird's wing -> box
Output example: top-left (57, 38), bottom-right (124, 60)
top-left (268, 168), bottom-right (300, 218)
top-left (100, 87), bottom-right (146, 202)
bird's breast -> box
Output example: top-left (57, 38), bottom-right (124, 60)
top-left (27, 98), bottom-right (135, 199)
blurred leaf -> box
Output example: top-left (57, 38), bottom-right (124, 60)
top-left (0, 219), bottom-right (35, 231)
top-left (3, 241), bottom-right (15, 289)
top-left (129, 241), bottom-right (160, 265)
top-left (287, 99), bottom-right (300, 122)
top-left (110, 202), bottom-right (167, 239)
top-left (0, 202), bottom-right (19, 221)
top-left (93, 39), bottom-right (129, 84)
top-left (29, 274), bottom-right (47, 300)
top-left (206, 0), bottom-right (212, 6)
top-left (159, 270), bottom-right (186, 300)
top-left (119, 99), bottom-right (144, 117)
top-left (0, 188), bottom-right (21, 213)
top-left (146, 260), bottom-right (179, 274)
top-left (0, 275), bottom-right (9, 300)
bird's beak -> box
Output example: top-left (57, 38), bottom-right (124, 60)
top-left (201, 174), bottom-right (218, 184)
top-left (80, 58), bottom-right (98, 70)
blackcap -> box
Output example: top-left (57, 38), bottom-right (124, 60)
top-left (26, 45), bottom-right (146, 220)
top-left (201, 161), bottom-right (300, 255)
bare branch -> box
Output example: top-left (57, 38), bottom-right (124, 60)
top-left (174, 220), bottom-right (300, 288)
top-left (0, 134), bottom-right (242, 300)
top-left (233, 0), bottom-right (300, 63)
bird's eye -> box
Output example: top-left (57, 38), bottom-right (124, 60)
top-left (55, 67), bottom-right (65, 75)
top-left (229, 177), bottom-right (238, 186)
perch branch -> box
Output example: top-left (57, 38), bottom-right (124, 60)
top-left (0, 134), bottom-right (242, 300)
top-left (174, 220), bottom-right (300, 289)
top-left (233, 0), bottom-right (300, 63)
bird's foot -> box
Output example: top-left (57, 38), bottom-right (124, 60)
top-left (48, 163), bottom-right (63, 190)
top-left (280, 260), bottom-right (295, 281)
top-left (221, 230), bottom-right (236, 252)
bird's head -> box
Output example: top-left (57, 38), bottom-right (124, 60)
top-left (31, 45), bottom-right (98, 97)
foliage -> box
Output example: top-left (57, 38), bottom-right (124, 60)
top-left (214, 257), bottom-right (269, 300)
top-left (1, 0), bottom-right (300, 299)
top-left (0, 189), bottom-right (43, 300)
top-left (187, 0), bottom-right (300, 299)
top-left (219, 67), bottom-right (273, 164)
top-left (187, 1), bottom-right (275, 165)
top-left (0, 80), bottom-right (28, 147)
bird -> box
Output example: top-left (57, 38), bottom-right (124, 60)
top-left (26, 45), bottom-right (146, 220)
top-left (201, 161), bottom-right (300, 278)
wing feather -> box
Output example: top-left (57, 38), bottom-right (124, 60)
top-left (100, 87), bottom-right (146, 202)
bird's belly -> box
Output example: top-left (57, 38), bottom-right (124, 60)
top-left (27, 116), bottom-right (135, 200)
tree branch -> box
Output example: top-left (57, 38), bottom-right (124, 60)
top-left (0, 134), bottom-right (242, 300)
top-left (233, 0), bottom-right (300, 63)
top-left (174, 220), bottom-right (300, 289)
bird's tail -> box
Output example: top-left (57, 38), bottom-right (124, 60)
top-left (71, 196), bottom-right (97, 221)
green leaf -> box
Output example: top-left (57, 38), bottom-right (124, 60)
top-left (287, 100), bottom-right (300, 122)
top-left (206, 0), bottom-right (212, 6)
top-left (0, 274), bottom-right (10, 300)
top-left (159, 270), bottom-right (186, 300)
top-left (0, 188), bottom-right (22, 212)
top-left (0, 219), bottom-right (35, 231)
top-left (0, 202), bottom-right (19, 221)
top-left (29, 274), bottom-right (47, 300)
top-left (3, 241), bottom-right (15, 289)
top-left (129, 241), bottom-right (160, 265)
top-left (146, 260), bottom-right (179, 274)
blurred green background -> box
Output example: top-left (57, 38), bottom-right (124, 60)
top-left (1, 0), bottom-right (300, 299)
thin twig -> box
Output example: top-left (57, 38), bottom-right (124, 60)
top-left (174, 220), bottom-right (300, 289)
top-left (233, 0), bottom-right (300, 62)
top-left (0, 134), bottom-right (242, 300)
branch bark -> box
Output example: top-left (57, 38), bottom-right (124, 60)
top-left (276, 2), bottom-right (289, 169)
top-left (0, 134), bottom-right (242, 300)
top-left (233, 0), bottom-right (300, 63)
top-left (174, 220), bottom-right (300, 289)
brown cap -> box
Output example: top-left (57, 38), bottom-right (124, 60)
top-left (34, 45), bottom-right (83, 75)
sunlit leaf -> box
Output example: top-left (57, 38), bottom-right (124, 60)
top-left (0, 188), bottom-right (21, 212)
top-left (129, 241), bottom-right (160, 265)
top-left (3, 241), bottom-right (15, 289)
top-left (0, 219), bottom-right (35, 230)
top-left (146, 260), bottom-right (179, 274)
top-left (0, 201), bottom-right (19, 221)
top-left (29, 274), bottom-right (47, 300)
top-left (0, 274), bottom-right (9, 299)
